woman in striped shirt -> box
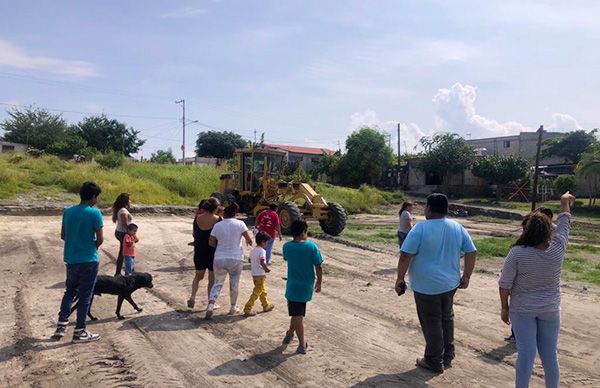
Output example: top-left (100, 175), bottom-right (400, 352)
top-left (498, 192), bottom-right (575, 388)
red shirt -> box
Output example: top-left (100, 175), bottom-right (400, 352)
top-left (256, 210), bottom-right (280, 238)
top-left (123, 234), bottom-right (136, 257)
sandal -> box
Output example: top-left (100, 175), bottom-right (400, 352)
top-left (415, 358), bottom-right (444, 374)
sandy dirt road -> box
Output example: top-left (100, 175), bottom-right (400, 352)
top-left (1, 214), bottom-right (599, 387)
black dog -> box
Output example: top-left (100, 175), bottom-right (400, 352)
top-left (70, 272), bottom-right (154, 320)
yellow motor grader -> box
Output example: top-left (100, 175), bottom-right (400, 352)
top-left (211, 147), bottom-right (346, 236)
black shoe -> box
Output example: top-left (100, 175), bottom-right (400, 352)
top-left (416, 358), bottom-right (444, 374)
top-left (443, 360), bottom-right (452, 369)
top-left (51, 324), bottom-right (68, 340)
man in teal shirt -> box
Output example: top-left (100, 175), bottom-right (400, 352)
top-left (396, 193), bottom-right (477, 373)
top-left (51, 182), bottom-right (104, 343)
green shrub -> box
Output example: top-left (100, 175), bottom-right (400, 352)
top-left (96, 151), bottom-right (124, 169)
top-left (554, 175), bottom-right (576, 195)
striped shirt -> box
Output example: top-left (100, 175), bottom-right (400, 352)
top-left (498, 212), bottom-right (571, 314)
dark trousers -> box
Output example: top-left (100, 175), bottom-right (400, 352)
top-left (58, 262), bottom-right (99, 329)
top-left (414, 288), bottom-right (457, 368)
top-left (114, 231), bottom-right (126, 276)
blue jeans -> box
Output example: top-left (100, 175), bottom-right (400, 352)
top-left (58, 262), bottom-right (99, 329)
top-left (124, 256), bottom-right (135, 275)
top-left (265, 238), bottom-right (275, 265)
top-left (510, 311), bottom-right (561, 388)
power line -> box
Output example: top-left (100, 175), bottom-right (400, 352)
top-left (0, 101), bottom-right (177, 120)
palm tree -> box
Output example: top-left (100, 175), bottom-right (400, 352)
top-left (577, 147), bottom-right (600, 206)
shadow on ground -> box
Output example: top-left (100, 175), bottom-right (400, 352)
top-left (209, 344), bottom-right (296, 376)
top-left (351, 368), bottom-right (436, 387)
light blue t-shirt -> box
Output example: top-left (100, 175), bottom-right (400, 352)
top-left (401, 218), bottom-right (476, 295)
top-left (283, 240), bottom-right (324, 303)
top-left (62, 204), bottom-right (104, 264)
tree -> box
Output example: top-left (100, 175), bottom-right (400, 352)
top-left (75, 115), bottom-right (145, 156)
top-left (47, 127), bottom-right (89, 157)
top-left (150, 149), bottom-right (176, 164)
top-left (554, 175), bottom-right (577, 196)
top-left (576, 145), bottom-right (600, 206)
top-left (311, 151), bottom-right (343, 182)
top-left (1, 107), bottom-right (68, 151)
top-left (342, 127), bottom-right (394, 186)
top-left (195, 131), bottom-right (248, 158)
top-left (418, 133), bottom-right (475, 189)
top-left (472, 155), bottom-right (530, 200)
top-left (542, 129), bottom-right (598, 164)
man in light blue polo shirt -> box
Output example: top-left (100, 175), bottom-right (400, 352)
top-left (51, 181), bottom-right (104, 343)
top-left (395, 193), bottom-right (477, 374)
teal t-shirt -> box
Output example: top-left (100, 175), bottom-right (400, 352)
top-left (62, 204), bottom-right (104, 264)
top-left (283, 240), bottom-right (323, 303)
top-left (401, 218), bottom-right (476, 295)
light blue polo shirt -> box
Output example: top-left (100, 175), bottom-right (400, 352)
top-left (62, 204), bottom-right (104, 264)
top-left (401, 218), bottom-right (476, 295)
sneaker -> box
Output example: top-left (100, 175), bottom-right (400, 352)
top-left (415, 358), bottom-right (444, 374)
top-left (51, 324), bottom-right (68, 340)
top-left (296, 342), bottom-right (308, 354)
top-left (244, 311), bottom-right (257, 317)
top-left (72, 329), bottom-right (100, 343)
top-left (263, 304), bottom-right (275, 313)
top-left (187, 299), bottom-right (195, 308)
top-left (228, 306), bottom-right (240, 315)
top-left (282, 331), bottom-right (294, 345)
top-left (205, 304), bottom-right (214, 320)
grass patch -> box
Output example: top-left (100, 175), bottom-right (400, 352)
top-left (314, 183), bottom-right (404, 214)
top-left (0, 153), bottom-right (221, 205)
top-left (0, 153), bottom-right (403, 210)
top-left (474, 237), bottom-right (513, 259)
top-left (462, 197), bottom-right (600, 220)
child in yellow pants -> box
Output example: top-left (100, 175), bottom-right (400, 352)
top-left (244, 231), bottom-right (275, 316)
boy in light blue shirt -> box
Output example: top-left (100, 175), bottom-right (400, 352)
top-left (395, 193), bottom-right (477, 373)
top-left (282, 220), bottom-right (323, 355)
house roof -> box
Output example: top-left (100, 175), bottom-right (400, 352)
top-left (265, 143), bottom-right (335, 156)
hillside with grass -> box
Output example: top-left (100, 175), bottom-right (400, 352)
top-left (0, 153), bottom-right (403, 212)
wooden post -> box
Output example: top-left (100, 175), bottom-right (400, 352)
top-left (531, 125), bottom-right (544, 211)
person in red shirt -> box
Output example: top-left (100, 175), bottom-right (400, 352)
top-left (123, 223), bottom-right (138, 276)
top-left (255, 204), bottom-right (282, 265)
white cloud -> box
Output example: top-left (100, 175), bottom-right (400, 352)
top-left (349, 110), bottom-right (427, 153)
top-left (160, 7), bottom-right (207, 19)
top-left (547, 113), bottom-right (582, 132)
top-left (432, 82), bottom-right (584, 138)
top-left (433, 82), bottom-right (529, 137)
top-left (0, 39), bottom-right (98, 78)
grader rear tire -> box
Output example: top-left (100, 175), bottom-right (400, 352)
top-left (277, 201), bottom-right (302, 235)
top-left (210, 192), bottom-right (225, 204)
top-left (319, 202), bottom-right (346, 236)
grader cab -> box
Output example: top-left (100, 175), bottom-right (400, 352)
top-left (212, 147), bottom-right (346, 236)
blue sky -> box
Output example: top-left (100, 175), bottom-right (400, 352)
top-left (1, 0), bottom-right (599, 159)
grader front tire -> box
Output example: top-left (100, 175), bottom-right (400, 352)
top-left (319, 202), bottom-right (346, 236)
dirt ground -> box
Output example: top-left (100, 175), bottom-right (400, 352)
top-left (1, 214), bottom-right (599, 387)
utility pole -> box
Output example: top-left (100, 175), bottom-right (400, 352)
top-left (531, 125), bottom-right (544, 211)
top-left (397, 123), bottom-right (401, 187)
top-left (175, 99), bottom-right (185, 164)
top-left (253, 129), bottom-right (257, 145)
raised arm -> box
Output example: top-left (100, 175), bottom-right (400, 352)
top-left (551, 192), bottom-right (575, 252)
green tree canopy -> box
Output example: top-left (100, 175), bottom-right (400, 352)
top-left (542, 129), bottom-right (598, 164)
top-left (342, 127), bottom-right (394, 186)
top-left (1, 107), bottom-right (69, 150)
top-left (472, 154), bottom-right (530, 199)
top-left (75, 115), bottom-right (145, 156)
top-left (418, 133), bottom-right (475, 186)
top-left (195, 130), bottom-right (248, 158)
top-left (47, 127), bottom-right (89, 157)
top-left (150, 149), bottom-right (176, 164)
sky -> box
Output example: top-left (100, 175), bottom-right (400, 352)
top-left (1, 0), bottom-right (599, 159)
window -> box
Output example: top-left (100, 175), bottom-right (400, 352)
top-left (503, 140), bottom-right (511, 148)
top-left (425, 171), bottom-right (442, 185)
top-left (1, 145), bottom-right (15, 152)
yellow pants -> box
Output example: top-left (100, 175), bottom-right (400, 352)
top-left (244, 275), bottom-right (269, 313)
